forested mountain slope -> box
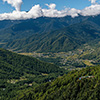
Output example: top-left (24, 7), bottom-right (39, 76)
top-left (18, 65), bottom-right (100, 100)
top-left (0, 48), bottom-right (64, 76)
top-left (0, 16), bottom-right (87, 42)
top-left (3, 21), bottom-right (100, 52)
top-left (1, 15), bottom-right (100, 53)
top-left (0, 48), bottom-right (65, 99)
top-left (0, 20), bottom-right (20, 29)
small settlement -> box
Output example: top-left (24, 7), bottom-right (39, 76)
top-left (79, 76), bottom-right (94, 80)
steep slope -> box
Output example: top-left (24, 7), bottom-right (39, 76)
top-left (18, 65), bottom-right (100, 100)
top-left (0, 48), bottom-right (64, 78)
top-left (0, 20), bottom-right (20, 29)
top-left (3, 21), bottom-right (100, 52)
top-left (0, 48), bottom-right (65, 100)
top-left (88, 15), bottom-right (100, 26)
top-left (0, 16), bottom-right (88, 42)
top-left (0, 15), bottom-right (100, 43)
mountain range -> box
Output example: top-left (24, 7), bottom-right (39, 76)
top-left (0, 15), bottom-right (100, 53)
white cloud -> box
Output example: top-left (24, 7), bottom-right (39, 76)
top-left (28, 5), bottom-right (43, 18)
top-left (43, 4), bottom-right (80, 18)
top-left (0, 3), bottom-right (81, 20)
top-left (81, 4), bottom-right (100, 16)
top-left (1, 2), bottom-right (100, 20)
top-left (67, 8), bottom-right (81, 17)
top-left (43, 4), bottom-right (67, 17)
top-left (45, 3), bottom-right (56, 9)
top-left (0, 5), bottom-right (43, 20)
top-left (89, 0), bottom-right (97, 4)
top-left (3, 0), bottom-right (23, 11)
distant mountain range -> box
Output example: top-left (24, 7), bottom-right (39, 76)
top-left (0, 15), bottom-right (100, 53)
top-left (0, 16), bottom-right (87, 42)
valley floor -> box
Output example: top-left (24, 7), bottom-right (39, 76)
top-left (19, 44), bottom-right (98, 70)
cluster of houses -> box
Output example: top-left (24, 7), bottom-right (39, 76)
top-left (79, 76), bottom-right (94, 80)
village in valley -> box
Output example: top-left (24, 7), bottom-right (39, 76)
top-left (20, 44), bottom-right (98, 70)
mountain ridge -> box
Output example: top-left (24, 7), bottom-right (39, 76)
top-left (2, 20), bottom-right (100, 53)
top-left (0, 15), bottom-right (88, 42)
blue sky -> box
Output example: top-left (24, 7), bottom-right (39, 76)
top-left (21, 0), bottom-right (91, 10)
top-left (0, 0), bottom-right (94, 13)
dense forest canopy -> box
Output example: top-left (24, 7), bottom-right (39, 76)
top-left (18, 65), bottom-right (100, 100)
top-left (0, 48), bottom-right (65, 99)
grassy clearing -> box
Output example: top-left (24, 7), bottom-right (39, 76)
top-left (83, 60), bottom-right (94, 66)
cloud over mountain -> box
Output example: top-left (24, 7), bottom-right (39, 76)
top-left (81, 4), bottom-right (100, 16)
top-left (1, 0), bottom-right (100, 20)
top-left (3, 0), bottom-right (23, 11)
top-left (0, 5), bottom-right (43, 20)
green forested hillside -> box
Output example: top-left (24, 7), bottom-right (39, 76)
top-left (0, 20), bottom-right (20, 29)
top-left (0, 48), bottom-right (64, 76)
top-left (1, 16), bottom-right (100, 69)
top-left (18, 65), bottom-right (100, 100)
top-left (1, 15), bottom-right (100, 53)
top-left (3, 21), bottom-right (100, 53)
top-left (0, 48), bottom-right (65, 100)
top-left (0, 16), bottom-right (87, 42)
